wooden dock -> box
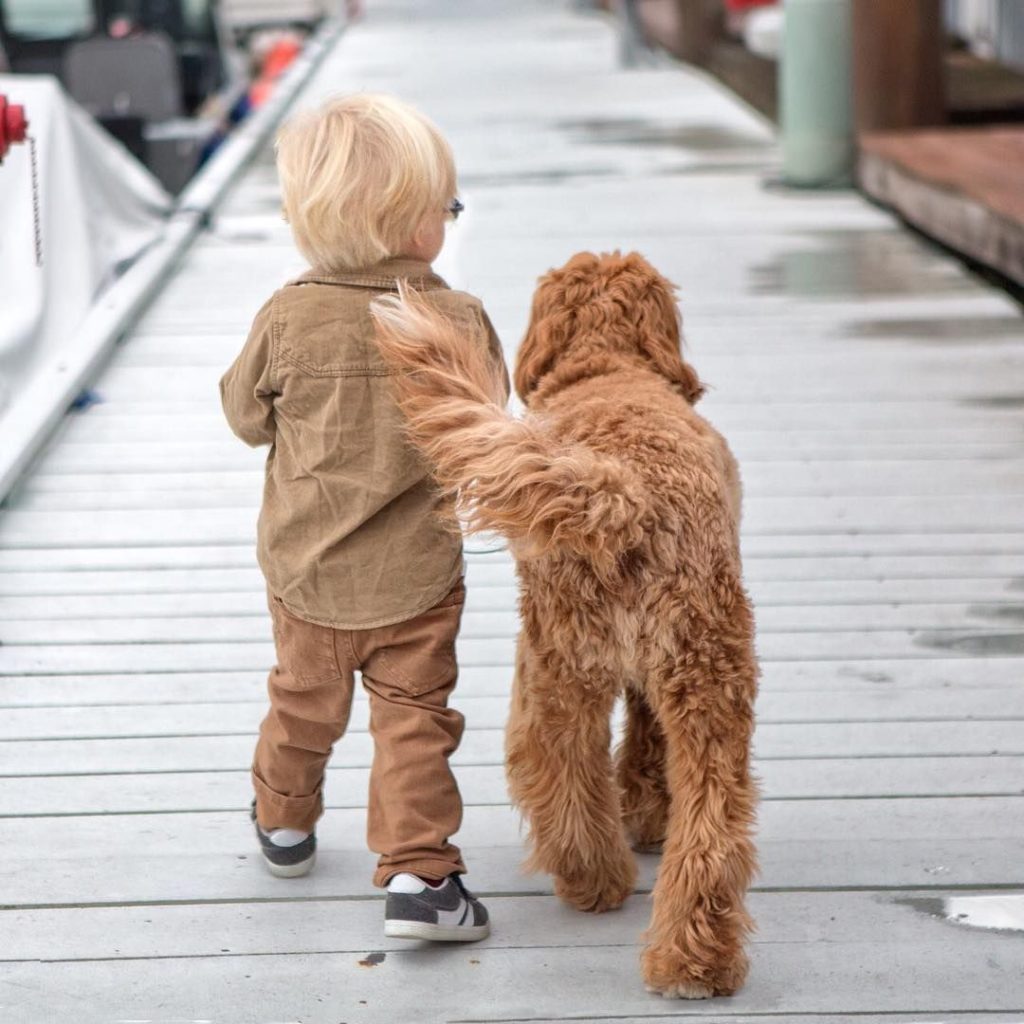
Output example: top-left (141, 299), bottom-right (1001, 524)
top-left (860, 126), bottom-right (1024, 288)
top-left (2, 1), bottom-right (1023, 1020)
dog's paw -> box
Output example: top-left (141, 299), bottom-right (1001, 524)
top-left (645, 981), bottom-right (714, 1000)
top-left (553, 858), bottom-right (637, 913)
top-left (627, 836), bottom-right (664, 855)
top-left (641, 946), bottom-right (748, 999)
top-left (619, 793), bottom-right (669, 854)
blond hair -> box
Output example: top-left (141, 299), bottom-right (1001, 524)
top-left (275, 93), bottom-right (456, 271)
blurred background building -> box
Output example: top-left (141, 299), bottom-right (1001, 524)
top-left (619, 0), bottom-right (1023, 292)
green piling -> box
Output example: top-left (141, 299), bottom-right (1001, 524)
top-left (780, 0), bottom-right (855, 187)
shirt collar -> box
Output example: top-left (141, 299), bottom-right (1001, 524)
top-left (292, 257), bottom-right (447, 291)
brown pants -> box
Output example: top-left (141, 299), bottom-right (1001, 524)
top-left (252, 582), bottom-right (467, 887)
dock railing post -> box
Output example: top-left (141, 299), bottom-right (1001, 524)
top-left (779, 0), bottom-right (855, 187)
top-left (851, 0), bottom-right (946, 132)
top-left (672, 0), bottom-right (722, 65)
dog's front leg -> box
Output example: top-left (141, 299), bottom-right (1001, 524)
top-left (505, 644), bottom-right (636, 913)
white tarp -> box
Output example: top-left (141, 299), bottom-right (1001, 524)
top-left (0, 74), bottom-right (171, 420)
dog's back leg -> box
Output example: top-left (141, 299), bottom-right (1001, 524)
top-left (615, 687), bottom-right (669, 852)
top-left (640, 630), bottom-right (759, 999)
top-left (505, 638), bottom-right (637, 913)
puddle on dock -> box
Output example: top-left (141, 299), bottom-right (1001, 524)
top-left (837, 666), bottom-right (894, 684)
top-left (914, 630), bottom-right (1024, 656)
top-left (557, 117), bottom-right (770, 152)
top-left (750, 231), bottom-right (975, 300)
top-left (961, 395), bottom-right (1024, 410)
top-left (214, 228), bottom-right (274, 243)
top-left (459, 166), bottom-right (619, 187)
top-left (967, 604), bottom-right (1024, 624)
top-left (655, 160), bottom-right (770, 177)
top-left (843, 316), bottom-right (1024, 344)
top-left (899, 894), bottom-right (1024, 935)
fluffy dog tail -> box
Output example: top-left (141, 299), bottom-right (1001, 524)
top-left (371, 285), bottom-right (647, 560)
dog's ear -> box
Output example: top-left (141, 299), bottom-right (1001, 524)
top-left (515, 268), bottom-right (579, 403)
top-left (634, 270), bottom-right (704, 404)
top-left (515, 310), bottom-right (571, 402)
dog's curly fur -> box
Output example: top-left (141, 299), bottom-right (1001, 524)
top-left (371, 251), bottom-right (759, 999)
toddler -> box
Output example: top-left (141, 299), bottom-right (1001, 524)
top-left (220, 93), bottom-right (508, 941)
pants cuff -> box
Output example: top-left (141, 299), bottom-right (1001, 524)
top-left (252, 771), bottom-right (322, 834)
top-left (374, 855), bottom-right (467, 888)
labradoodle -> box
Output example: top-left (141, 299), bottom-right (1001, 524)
top-left (371, 251), bottom-right (758, 998)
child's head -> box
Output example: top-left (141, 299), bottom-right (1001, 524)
top-left (276, 93), bottom-right (457, 271)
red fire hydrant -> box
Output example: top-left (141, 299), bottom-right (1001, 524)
top-left (0, 94), bottom-right (28, 163)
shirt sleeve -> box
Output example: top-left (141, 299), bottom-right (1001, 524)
top-left (476, 304), bottom-right (511, 403)
top-left (219, 295), bottom-right (278, 447)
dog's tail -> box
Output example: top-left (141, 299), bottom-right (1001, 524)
top-left (371, 285), bottom-right (648, 560)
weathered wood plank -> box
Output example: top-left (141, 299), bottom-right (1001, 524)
top-left (3, 721), bottom-right (1021, 777)
top-left (0, 835), bottom-right (1016, 908)
top-left (4, 534), bottom-right (1024, 573)
top-left (14, 479), bottom-right (1024, 512)
top-left (0, 657), bottom-right (1016, 707)
top-left (2, 686), bottom-right (1023, 742)
top-left (60, 408), bottom-right (1024, 451)
top-left (507, 1018), bottom-right (1019, 1024)
top-left (0, 800), bottom-right (1020, 911)
top-left (23, 438), bottom-right (1024, 474)
top-left (0, 891), bottom-right (1019, 1021)
top-left (82, 331), bottom-right (1024, 364)
top-left (5, 497), bottom-right (1024, 546)
top-left (1, 559), bottom-right (1022, 600)
top-left (2, 560), bottom-right (1023, 603)
top-left (2, 755), bottom-right (1020, 817)
top-left (14, 460), bottom-right (1024, 510)
top-left (3, 578), bottom-right (1024, 617)
top-left (53, 346), bottom-right (1024, 407)
top-left (3, 630), bottom-right (1023, 675)
top-left (113, 312), bottom-right (1022, 353)
top-left (0, 888), bottom-right (1013, 965)
top-left (42, 418), bottom-right (1024, 451)
top-left (3, 601), bottom-right (1022, 639)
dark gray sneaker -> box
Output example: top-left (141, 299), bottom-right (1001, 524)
top-left (384, 872), bottom-right (490, 941)
top-left (250, 801), bottom-right (316, 878)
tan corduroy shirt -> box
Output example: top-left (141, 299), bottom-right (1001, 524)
top-left (220, 257), bottom-right (509, 629)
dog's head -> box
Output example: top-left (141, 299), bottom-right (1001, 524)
top-left (514, 251), bottom-right (704, 406)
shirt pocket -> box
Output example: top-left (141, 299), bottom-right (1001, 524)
top-left (269, 596), bottom-right (344, 689)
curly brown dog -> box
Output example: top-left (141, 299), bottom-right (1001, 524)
top-left (371, 251), bottom-right (758, 999)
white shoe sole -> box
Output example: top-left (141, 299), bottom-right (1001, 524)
top-left (384, 918), bottom-right (490, 942)
top-left (262, 851), bottom-right (316, 878)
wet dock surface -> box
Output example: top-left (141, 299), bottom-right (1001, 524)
top-left (2, 1), bottom-right (1023, 1021)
